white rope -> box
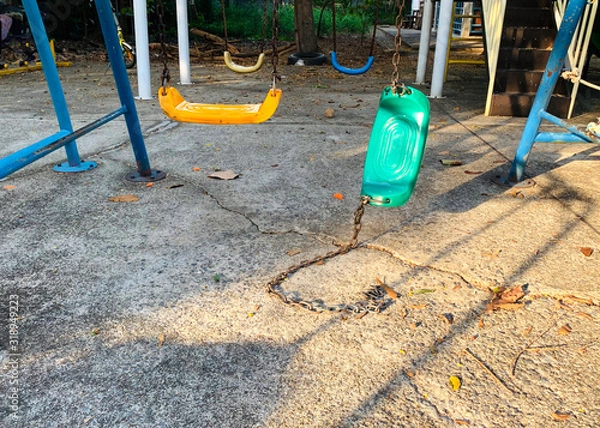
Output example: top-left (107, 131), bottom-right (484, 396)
top-left (561, 68), bottom-right (581, 82)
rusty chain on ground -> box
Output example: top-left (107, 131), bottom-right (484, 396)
top-left (266, 197), bottom-right (394, 317)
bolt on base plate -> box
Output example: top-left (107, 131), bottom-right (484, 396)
top-left (125, 169), bottom-right (166, 182)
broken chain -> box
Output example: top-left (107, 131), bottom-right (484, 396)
top-left (266, 196), bottom-right (393, 317)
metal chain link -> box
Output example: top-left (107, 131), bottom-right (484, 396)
top-left (266, 197), bottom-right (393, 316)
top-left (157, 0), bottom-right (170, 95)
top-left (271, 0), bottom-right (281, 87)
top-left (261, 0), bottom-right (268, 52)
top-left (220, 0), bottom-right (229, 50)
top-left (391, 0), bottom-right (407, 94)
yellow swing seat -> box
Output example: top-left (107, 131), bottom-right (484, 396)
top-left (158, 86), bottom-right (282, 125)
top-left (223, 51), bottom-right (265, 73)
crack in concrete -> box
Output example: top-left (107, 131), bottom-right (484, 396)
top-left (157, 172), bottom-right (330, 245)
top-left (362, 242), bottom-right (476, 288)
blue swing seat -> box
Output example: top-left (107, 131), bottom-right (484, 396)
top-left (330, 52), bottom-right (374, 75)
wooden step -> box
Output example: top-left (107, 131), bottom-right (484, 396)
top-left (494, 70), bottom-right (569, 95)
top-left (488, 92), bottom-right (570, 117)
top-left (507, 0), bottom-right (552, 7)
top-left (497, 48), bottom-right (552, 70)
top-left (504, 7), bottom-right (554, 28)
top-left (502, 27), bottom-right (556, 49)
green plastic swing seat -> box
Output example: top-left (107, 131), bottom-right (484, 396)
top-left (361, 86), bottom-right (430, 207)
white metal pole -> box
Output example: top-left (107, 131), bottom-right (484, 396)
top-left (429, 0), bottom-right (453, 98)
top-left (176, 0), bottom-right (192, 84)
top-left (415, 0), bottom-right (434, 84)
top-left (133, 0), bottom-right (152, 99)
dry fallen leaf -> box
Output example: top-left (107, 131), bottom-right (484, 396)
top-left (487, 284), bottom-right (526, 312)
top-left (286, 249), bottom-right (302, 256)
top-left (399, 307), bottom-right (408, 319)
top-left (440, 159), bottom-right (463, 166)
top-left (455, 420), bottom-right (470, 426)
top-left (410, 303), bottom-right (428, 310)
top-left (375, 277), bottom-right (398, 299)
top-left (324, 108), bottom-right (335, 118)
top-left (576, 312), bottom-right (594, 321)
top-left (580, 247), bottom-right (594, 257)
top-left (449, 375), bottom-right (462, 391)
top-left (478, 318), bottom-right (485, 329)
top-left (207, 169), bottom-right (240, 180)
top-left (551, 412), bottom-right (570, 421)
top-left (404, 369), bottom-right (416, 378)
top-left (498, 284), bottom-right (525, 303)
top-left (563, 295), bottom-right (594, 305)
top-left (557, 325), bottom-right (572, 336)
top-left (108, 194), bottom-right (139, 203)
top-left (377, 283), bottom-right (398, 299)
top-left (464, 170), bottom-right (484, 175)
top-left (522, 326), bottom-right (533, 336)
top-left (555, 300), bottom-right (572, 310)
top-left (440, 313), bottom-right (454, 324)
top-left (157, 333), bottom-right (165, 348)
top-left (482, 249), bottom-right (502, 258)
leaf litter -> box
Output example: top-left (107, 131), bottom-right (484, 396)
top-left (486, 284), bottom-right (526, 312)
top-left (108, 194), bottom-right (139, 203)
top-left (207, 169), bottom-right (240, 180)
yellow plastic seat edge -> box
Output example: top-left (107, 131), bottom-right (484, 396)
top-left (158, 86), bottom-right (282, 125)
top-left (224, 51), bottom-right (265, 74)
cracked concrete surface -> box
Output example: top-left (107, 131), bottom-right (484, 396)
top-left (1, 55), bottom-right (600, 427)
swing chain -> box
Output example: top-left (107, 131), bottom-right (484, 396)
top-left (266, 197), bottom-right (391, 316)
top-left (391, 0), bottom-right (407, 94)
top-left (262, 0), bottom-right (268, 52)
top-left (271, 0), bottom-right (281, 87)
top-left (157, 0), bottom-right (170, 94)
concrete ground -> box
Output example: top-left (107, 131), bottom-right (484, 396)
top-left (1, 44), bottom-right (599, 427)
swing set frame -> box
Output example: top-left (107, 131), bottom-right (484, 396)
top-left (0, 0), bottom-right (163, 182)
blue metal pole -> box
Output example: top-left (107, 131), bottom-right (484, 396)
top-left (506, 0), bottom-right (587, 184)
top-left (94, 0), bottom-right (164, 181)
top-left (20, 0), bottom-right (96, 173)
top-left (0, 109), bottom-right (128, 180)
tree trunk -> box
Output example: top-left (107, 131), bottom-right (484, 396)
top-left (294, 0), bottom-right (318, 53)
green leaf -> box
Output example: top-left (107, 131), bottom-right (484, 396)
top-left (413, 288), bottom-right (436, 294)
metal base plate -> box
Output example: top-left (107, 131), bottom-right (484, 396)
top-left (53, 161), bottom-right (98, 173)
top-left (491, 175), bottom-right (536, 188)
top-left (125, 169), bottom-right (166, 182)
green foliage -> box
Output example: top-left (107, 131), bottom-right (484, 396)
top-left (43, 0), bottom-right (402, 43)
top-left (190, 4), bottom-right (296, 42)
top-left (277, 5), bottom-right (296, 41)
top-left (202, 6), bottom-right (265, 39)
